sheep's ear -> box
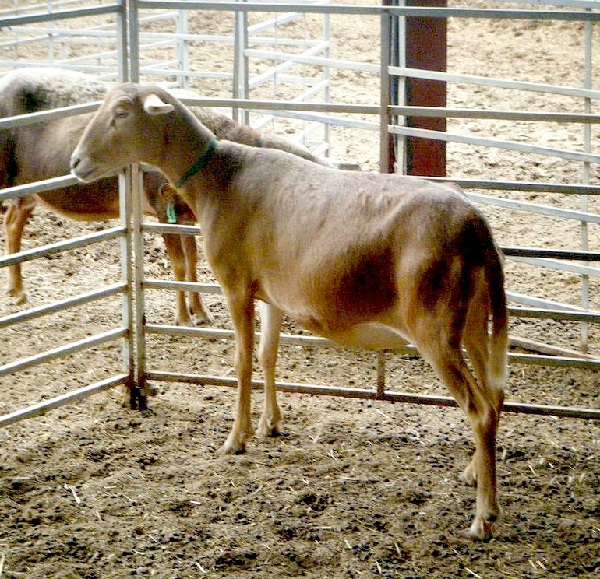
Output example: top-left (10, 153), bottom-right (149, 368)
top-left (143, 93), bottom-right (175, 116)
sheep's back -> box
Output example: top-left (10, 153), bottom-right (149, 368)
top-left (0, 68), bottom-right (108, 117)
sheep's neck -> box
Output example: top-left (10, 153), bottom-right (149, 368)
top-left (174, 139), bottom-right (218, 188)
top-left (155, 105), bottom-right (218, 186)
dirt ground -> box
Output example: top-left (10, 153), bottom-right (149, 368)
top-left (1, 1), bottom-right (599, 578)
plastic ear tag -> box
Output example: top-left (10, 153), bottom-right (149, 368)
top-left (166, 203), bottom-right (177, 224)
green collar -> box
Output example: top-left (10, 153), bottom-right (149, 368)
top-left (175, 139), bottom-right (218, 188)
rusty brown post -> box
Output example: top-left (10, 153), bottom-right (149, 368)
top-left (402, 0), bottom-right (447, 177)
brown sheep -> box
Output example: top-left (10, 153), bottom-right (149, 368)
top-left (72, 83), bottom-right (508, 541)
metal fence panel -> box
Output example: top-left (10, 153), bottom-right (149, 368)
top-left (0, 1), bottom-right (598, 428)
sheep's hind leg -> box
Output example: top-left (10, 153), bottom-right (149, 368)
top-left (182, 233), bottom-right (213, 325)
top-left (416, 334), bottom-right (501, 541)
top-left (161, 232), bottom-right (195, 326)
top-left (4, 197), bottom-right (35, 304)
top-left (460, 298), bottom-right (505, 491)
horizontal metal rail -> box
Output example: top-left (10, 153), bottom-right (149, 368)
top-left (181, 95), bottom-right (600, 128)
top-left (389, 106), bottom-right (600, 124)
top-left (503, 247), bottom-right (600, 261)
top-left (390, 66), bottom-right (600, 101)
top-left (437, 178), bottom-right (600, 195)
top-left (138, 33), bottom-right (321, 48)
top-left (0, 226), bottom-right (125, 268)
top-left (0, 328), bottom-right (127, 378)
top-left (257, 109), bottom-right (377, 131)
top-left (0, 0), bottom-right (92, 17)
top-left (145, 222), bottom-right (600, 276)
top-left (470, 0), bottom-right (599, 11)
top-left (390, 125), bottom-right (600, 165)
top-left (0, 62), bottom-right (119, 76)
top-left (510, 307), bottom-right (600, 323)
top-left (140, 67), bottom-right (232, 81)
top-left (509, 256), bottom-right (600, 277)
top-left (0, 283), bottom-right (126, 329)
top-left (0, 3), bottom-right (123, 28)
top-left (509, 352), bottom-right (600, 369)
top-left (159, 94), bottom-right (600, 163)
top-left (137, 2), bottom-right (600, 21)
top-left (144, 279), bottom-right (221, 294)
top-left (179, 96), bottom-right (379, 114)
top-left (2, 27), bottom-right (119, 42)
top-left (143, 222), bottom-right (200, 236)
top-left (0, 374), bottom-right (129, 428)
top-left (467, 193), bottom-right (600, 224)
top-left (145, 372), bottom-right (600, 421)
top-left (0, 103), bottom-right (101, 131)
top-left (0, 174), bottom-right (87, 201)
top-left (145, 323), bottom-right (395, 352)
top-left (508, 291), bottom-right (591, 312)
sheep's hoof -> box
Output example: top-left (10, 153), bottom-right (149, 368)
top-left (218, 428), bottom-right (253, 454)
top-left (141, 384), bottom-right (160, 397)
top-left (192, 310), bottom-right (214, 326)
top-left (465, 518), bottom-right (495, 541)
top-left (460, 459), bottom-right (477, 487)
top-left (175, 313), bottom-right (194, 327)
top-left (463, 508), bottom-right (499, 541)
top-left (218, 439), bottom-right (246, 455)
top-left (257, 416), bottom-right (282, 438)
top-left (8, 289), bottom-right (28, 305)
top-left (257, 424), bottom-right (281, 438)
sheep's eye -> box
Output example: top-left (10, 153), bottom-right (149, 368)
top-left (114, 107), bottom-right (128, 119)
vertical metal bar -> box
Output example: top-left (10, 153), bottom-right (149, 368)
top-left (131, 163), bottom-right (149, 407)
top-left (322, 4), bottom-right (331, 156)
top-left (233, 0), bottom-right (248, 124)
top-left (384, 0), bottom-right (402, 173)
top-left (177, 7), bottom-right (190, 88)
top-left (242, 4), bottom-right (251, 127)
top-left (128, 0), bottom-right (140, 83)
top-left (46, 0), bottom-right (56, 62)
top-left (379, 7), bottom-right (392, 174)
top-left (395, 1), bottom-right (408, 175)
top-left (118, 170), bottom-right (135, 393)
top-left (376, 351), bottom-right (387, 399)
top-left (580, 13), bottom-right (592, 353)
top-left (118, 0), bottom-right (129, 82)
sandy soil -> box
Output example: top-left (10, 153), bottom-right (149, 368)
top-left (0, 1), bottom-right (599, 578)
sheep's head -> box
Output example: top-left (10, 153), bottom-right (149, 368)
top-left (70, 83), bottom-right (174, 183)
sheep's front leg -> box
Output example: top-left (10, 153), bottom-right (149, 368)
top-left (257, 301), bottom-right (284, 437)
top-left (161, 231), bottom-right (194, 326)
top-left (219, 292), bottom-right (255, 454)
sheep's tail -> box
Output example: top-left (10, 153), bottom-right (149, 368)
top-left (486, 243), bottom-right (508, 398)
